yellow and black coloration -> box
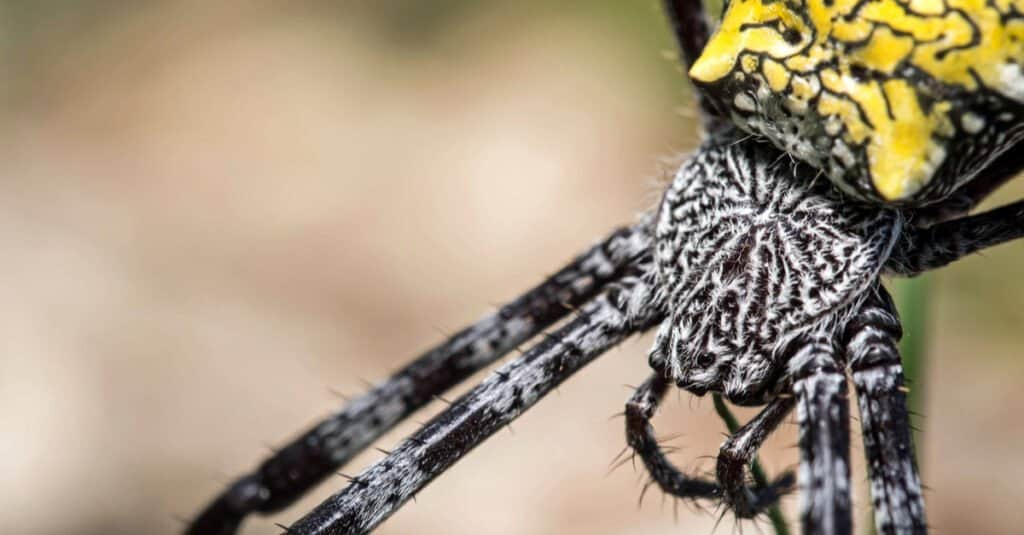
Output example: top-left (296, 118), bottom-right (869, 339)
top-left (690, 0), bottom-right (1024, 203)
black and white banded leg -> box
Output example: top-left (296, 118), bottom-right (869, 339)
top-left (882, 189), bottom-right (1024, 532)
top-left (282, 271), bottom-right (661, 535)
top-left (187, 220), bottom-right (652, 535)
top-left (791, 338), bottom-right (852, 535)
top-left (866, 196), bottom-right (1024, 532)
top-left (845, 286), bottom-right (927, 535)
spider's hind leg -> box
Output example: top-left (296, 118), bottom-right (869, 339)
top-left (844, 286), bottom-right (927, 535)
top-left (625, 375), bottom-right (792, 515)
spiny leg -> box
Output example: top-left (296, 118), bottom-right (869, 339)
top-left (791, 338), bottom-right (852, 535)
top-left (715, 396), bottom-right (796, 517)
top-left (284, 274), bottom-right (662, 535)
top-left (624, 375), bottom-right (793, 515)
top-left (661, 0), bottom-right (727, 130)
top-left (624, 374), bottom-right (718, 501)
top-left (186, 220), bottom-right (652, 535)
top-left (886, 199), bottom-right (1024, 276)
top-left (844, 286), bottom-right (926, 535)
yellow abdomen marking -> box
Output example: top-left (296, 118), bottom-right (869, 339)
top-left (690, 0), bottom-right (1024, 201)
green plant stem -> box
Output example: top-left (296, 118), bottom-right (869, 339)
top-left (713, 394), bottom-right (791, 535)
top-left (895, 276), bottom-right (930, 423)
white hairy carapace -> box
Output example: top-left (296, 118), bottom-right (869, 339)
top-left (648, 129), bottom-right (901, 403)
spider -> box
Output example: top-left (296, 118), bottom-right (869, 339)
top-left (187, 1), bottom-right (1024, 534)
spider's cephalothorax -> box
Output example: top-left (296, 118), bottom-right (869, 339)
top-left (648, 132), bottom-right (901, 404)
top-left (690, 0), bottom-right (1024, 203)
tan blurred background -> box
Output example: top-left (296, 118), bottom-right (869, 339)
top-left (1, 3), bottom-right (1022, 534)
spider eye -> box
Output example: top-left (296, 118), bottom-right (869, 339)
top-left (697, 354), bottom-right (715, 368)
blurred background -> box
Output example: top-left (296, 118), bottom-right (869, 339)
top-left (1, 2), bottom-right (1022, 534)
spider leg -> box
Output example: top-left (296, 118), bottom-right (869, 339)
top-left (790, 337), bottom-right (852, 535)
top-left (913, 139), bottom-right (1024, 224)
top-left (186, 220), bottom-right (652, 535)
top-left (625, 374), bottom-right (718, 500)
top-left (283, 273), bottom-right (662, 535)
top-left (715, 396), bottom-right (796, 518)
top-left (661, 0), bottom-right (728, 130)
top-left (886, 198), bottom-right (1024, 276)
top-left (662, 0), bottom-right (712, 73)
top-left (844, 286), bottom-right (927, 535)
top-left (624, 375), bottom-right (794, 515)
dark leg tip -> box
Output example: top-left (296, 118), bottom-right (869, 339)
top-left (186, 475), bottom-right (267, 535)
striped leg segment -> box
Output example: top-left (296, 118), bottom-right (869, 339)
top-left (791, 339), bottom-right (852, 535)
top-left (186, 220), bottom-right (652, 535)
top-left (845, 288), bottom-right (927, 535)
top-left (285, 275), bottom-right (661, 535)
top-left (715, 397), bottom-right (796, 517)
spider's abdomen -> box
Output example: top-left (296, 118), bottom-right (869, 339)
top-left (689, 0), bottom-right (1024, 204)
top-left (650, 133), bottom-right (900, 403)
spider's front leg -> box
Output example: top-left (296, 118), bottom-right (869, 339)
top-left (625, 375), bottom-right (718, 501)
top-left (715, 396), bottom-right (795, 517)
top-left (843, 286), bottom-right (927, 535)
top-left (187, 219), bottom-right (652, 535)
top-left (624, 375), bottom-right (794, 515)
top-left (790, 337), bottom-right (853, 535)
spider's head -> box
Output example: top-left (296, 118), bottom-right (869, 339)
top-left (649, 292), bottom-right (782, 407)
top-left (649, 335), bottom-right (780, 407)
top-left (688, 0), bottom-right (1024, 205)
